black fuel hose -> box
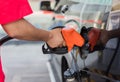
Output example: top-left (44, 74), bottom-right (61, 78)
top-left (0, 35), bottom-right (13, 46)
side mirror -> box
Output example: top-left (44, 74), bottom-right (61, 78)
top-left (40, 1), bottom-right (52, 11)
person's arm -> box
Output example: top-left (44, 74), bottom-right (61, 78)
top-left (2, 18), bottom-right (51, 41)
top-left (1, 18), bottom-right (65, 48)
top-left (108, 28), bottom-right (120, 39)
top-left (98, 28), bottom-right (120, 46)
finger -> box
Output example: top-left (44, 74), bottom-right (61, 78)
top-left (58, 44), bottom-right (63, 47)
top-left (63, 41), bottom-right (66, 46)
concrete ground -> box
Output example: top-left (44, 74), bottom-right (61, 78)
top-left (1, 40), bottom-right (52, 82)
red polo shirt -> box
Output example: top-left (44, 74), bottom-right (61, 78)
top-left (0, 0), bottom-right (33, 24)
top-left (0, 57), bottom-right (4, 82)
top-left (0, 0), bottom-right (33, 82)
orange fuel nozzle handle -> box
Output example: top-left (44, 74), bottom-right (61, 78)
top-left (62, 28), bottom-right (85, 51)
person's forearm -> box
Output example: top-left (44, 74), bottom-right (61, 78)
top-left (108, 28), bottom-right (120, 39)
top-left (2, 18), bottom-right (52, 42)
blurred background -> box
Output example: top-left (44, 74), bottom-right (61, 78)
top-left (0, 0), bottom-right (120, 82)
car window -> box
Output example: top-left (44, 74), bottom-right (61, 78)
top-left (72, 0), bottom-right (112, 29)
top-left (70, 0), bottom-right (112, 5)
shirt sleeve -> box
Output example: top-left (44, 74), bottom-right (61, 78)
top-left (0, 0), bottom-right (33, 24)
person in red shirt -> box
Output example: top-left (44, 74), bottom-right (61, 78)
top-left (0, 0), bottom-right (65, 48)
top-left (0, 0), bottom-right (65, 82)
